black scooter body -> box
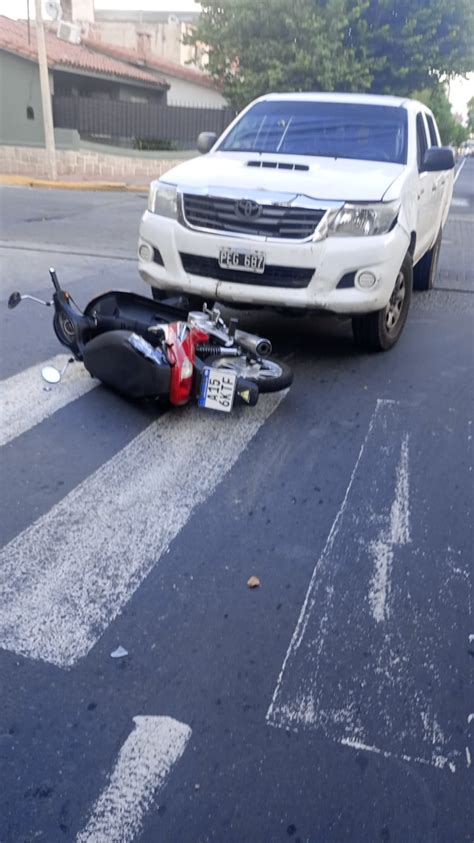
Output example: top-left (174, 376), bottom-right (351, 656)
top-left (83, 329), bottom-right (171, 399)
top-left (8, 271), bottom-right (263, 407)
top-left (84, 290), bottom-right (187, 327)
top-left (53, 289), bottom-right (187, 359)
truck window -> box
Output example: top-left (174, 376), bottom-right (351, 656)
top-left (416, 113), bottom-right (429, 169)
top-left (218, 101), bottom-right (408, 165)
top-left (425, 114), bottom-right (440, 147)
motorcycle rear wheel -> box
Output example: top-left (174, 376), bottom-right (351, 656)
top-left (207, 355), bottom-right (293, 393)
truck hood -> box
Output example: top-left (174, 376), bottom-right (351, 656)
top-left (162, 151), bottom-right (404, 203)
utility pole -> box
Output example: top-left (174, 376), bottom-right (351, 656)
top-left (35, 0), bottom-right (57, 180)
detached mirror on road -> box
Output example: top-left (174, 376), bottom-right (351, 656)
top-left (41, 358), bottom-right (74, 384)
top-left (197, 132), bottom-right (217, 154)
top-left (42, 366), bottom-right (62, 384)
top-left (421, 146), bottom-right (455, 172)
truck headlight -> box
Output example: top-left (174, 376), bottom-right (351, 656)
top-left (148, 181), bottom-right (178, 218)
top-left (328, 200), bottom-right (400, 237)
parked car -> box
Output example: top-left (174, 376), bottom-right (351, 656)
top-left (138, 92), bottom-right (455, 350)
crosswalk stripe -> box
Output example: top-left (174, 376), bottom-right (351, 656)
top-left (0, 355), bottom-right (97, 447)
top-left (0, 393), bottom-right (285, 668)
top-left (76, 716), bottom-right (191, 843)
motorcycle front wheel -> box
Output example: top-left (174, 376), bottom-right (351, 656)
top-left (207, 355), bottom-right (293, 393)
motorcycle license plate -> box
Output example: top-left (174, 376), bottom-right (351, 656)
top-left (198, 367), bottom-right (237, 413)
top-left (218, 248), bottom-right (265, 274)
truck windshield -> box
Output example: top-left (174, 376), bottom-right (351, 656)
top-left (218, 100), bottom-right (408, 164)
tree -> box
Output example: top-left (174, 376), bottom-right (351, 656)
top-left (187, 0), bottom-right (373, 109)
top-left (187, 0), bottom-right (474, 108)
top-left (413, 84), bottom-right (469, 144)
top-left (468, 96), bottom-right (474, 133)
top-left (348, 0), bottom-right (474, 95)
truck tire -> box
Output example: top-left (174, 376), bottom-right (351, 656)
top-left (413, 231), bottom-right (442, 291)
top-left (352, 253), bottom-right (413, 352)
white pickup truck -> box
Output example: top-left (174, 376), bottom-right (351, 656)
top-left (138, 92), bottom-right (455, 350)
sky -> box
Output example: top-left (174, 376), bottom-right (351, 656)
top-left (1, 0), bottom-right (472, 119)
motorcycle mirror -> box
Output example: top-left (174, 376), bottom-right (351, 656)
top-left (41, 357), bottom-right (74, 384)
top-left (8, 292), bottom-right (51, 308)
top-left (8, 292), bottom-right (22, 309)
top-left (42, 365), bottom-right (62, 384)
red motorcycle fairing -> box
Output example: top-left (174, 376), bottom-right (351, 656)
top-left (165, 322), bottom-right (209, 406)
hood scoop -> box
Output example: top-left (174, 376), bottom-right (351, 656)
top-left (247, 160), bottom-right (309, 172)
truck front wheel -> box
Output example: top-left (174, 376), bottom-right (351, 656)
top-left (352, 253), bottom-right (413, 352)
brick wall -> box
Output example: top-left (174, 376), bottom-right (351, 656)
top-left (0, 145), bottom-right (187, 182)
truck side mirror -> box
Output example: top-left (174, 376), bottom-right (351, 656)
top-left (421, 146), bottom-right (455, 172)
top-left (197, 132), bottom-right (217, 154)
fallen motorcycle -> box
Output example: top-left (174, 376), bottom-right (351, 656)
top-left (8, 269), bottom-right (292, 413)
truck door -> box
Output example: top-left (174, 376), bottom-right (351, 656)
top-left (414, 112), bottom-right (438, 261)
top-left (425, 112), bottom-right (453, 231)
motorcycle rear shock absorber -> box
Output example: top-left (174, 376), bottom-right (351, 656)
top-left (196, 344), bottom-right (240, 357)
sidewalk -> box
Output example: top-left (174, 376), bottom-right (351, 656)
top-left (0, 173), bottom-right (149, 192)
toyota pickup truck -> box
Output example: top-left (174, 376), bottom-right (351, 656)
top-left (138, 92), bottom-right (455, 350)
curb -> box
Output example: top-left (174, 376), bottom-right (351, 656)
top-left (0, 174), bottom-right (148, 192)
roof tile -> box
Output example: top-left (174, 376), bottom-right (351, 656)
top-left (0, 16), bottom-right (168, 87)
top-left (82, 37), bottom-right (220, 91)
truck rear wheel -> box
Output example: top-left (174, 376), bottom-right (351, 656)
top-left (352, 254), bottom-right (413, 352)
top-left (413, 231), bottom-right (442, 291)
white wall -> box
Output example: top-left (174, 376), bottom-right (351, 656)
top-left (90, 21), bottom-right (184, 65)
top-left (165, 75), bottom-right (226, 107)
top-left (71, 0), bottom-right (95, 22)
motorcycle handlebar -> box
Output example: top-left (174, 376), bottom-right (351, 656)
top-left (49, 268), bottom-right (61, 294)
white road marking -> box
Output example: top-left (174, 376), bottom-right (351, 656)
top-left (76, 715), bottom-right (191, 843)
top-left (0, 394), bottom-right (284, 668)
top-left (368, 436), bottom-right (410, 623)
top-left (0, 355), bottom-right (97, 446)
top-left (450, 197), bottom-right (469, 208)
top-left (267, 399), bottom-right (466, 772)
top-left (453, 158), bottom-right (466, 184)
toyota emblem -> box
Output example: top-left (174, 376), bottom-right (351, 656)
top-left (235, 199), bottom-right (262, 220)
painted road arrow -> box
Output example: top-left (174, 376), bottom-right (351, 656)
top-left (267, 399), bottom-right (470, 773)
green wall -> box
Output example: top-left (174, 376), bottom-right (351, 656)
top-left (0, 50), bottom-right (49, 146)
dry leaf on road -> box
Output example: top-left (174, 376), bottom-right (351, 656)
top-left (247, 576), bottom-right (261, 588)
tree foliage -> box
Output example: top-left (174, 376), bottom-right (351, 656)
top-left (188, 0), bottom-right (474, 109)
top-left (413, 84), bottom-right (469, 145)
top-left (468, 97), bottom-right (474, 133)
top-left (187, 0), bottom-right (372, 110)
top-left (348, 0), bottom-right (474, 95)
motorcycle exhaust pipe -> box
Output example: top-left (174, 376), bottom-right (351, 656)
top-left (234, 329), bottom-right (272, 358)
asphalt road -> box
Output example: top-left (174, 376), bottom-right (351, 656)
top-left (0, 160), bottom-right (473, 843)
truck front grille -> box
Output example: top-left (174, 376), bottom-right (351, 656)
top-left (182, 194), bottom-right (325, 240)
top-left (179, 253), bottom-right (313, 288)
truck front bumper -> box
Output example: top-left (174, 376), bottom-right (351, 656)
top-left (138, 211), bottom-right (410, 315)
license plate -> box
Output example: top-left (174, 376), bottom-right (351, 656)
top-left (218, 248), bottom-right (265, 274)
top-left (198, 367), bottom-right (237, 413)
